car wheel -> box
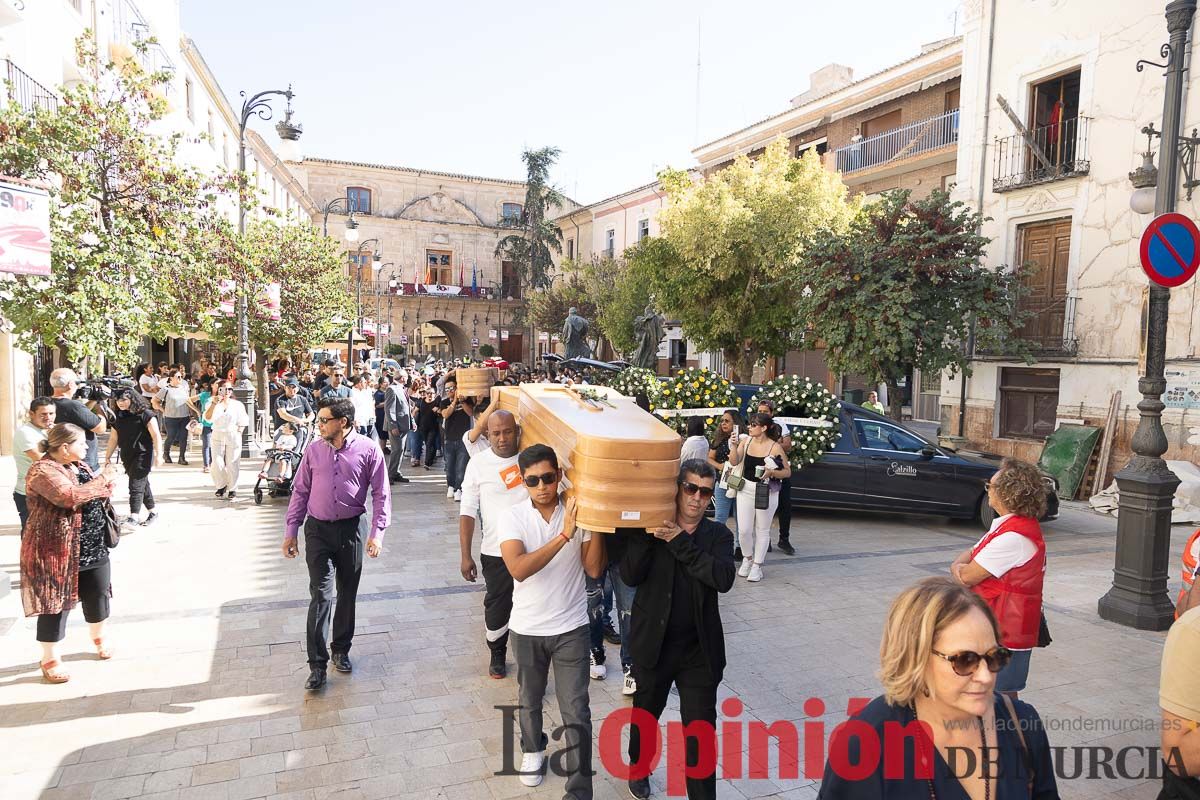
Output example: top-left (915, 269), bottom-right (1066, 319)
top-left (978, 492), bottom-right (996, 531)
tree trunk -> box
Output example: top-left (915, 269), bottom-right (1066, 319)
top-left (885, 378), bottom-right (903, 421)
top-left (724, 346), bottom-right (758, 384)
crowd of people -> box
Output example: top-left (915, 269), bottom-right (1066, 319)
top-left (18, 355), bottom-right (1200, 798)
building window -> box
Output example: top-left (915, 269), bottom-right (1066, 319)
top-left (941, 172), bottom-right (956, 192)
top-left (999, 367), bottom-right (1060, 440)
top-left (945, 87), bottom-right (960, 113)
top-left (185, 78), bottom-right (194, 122)
top-left (501, 260), bottom-right (521, 298)
top-left (502, 202), bottom-right (523, 226)
top-left (207, 110), bottom-right (214, 145)
top-left (425, 249), bottom-right (453, 285)
top-left (605, 229), bottom-right (615, 258)
top-left (346, 187), bottom-right (372, 215)
top-left (638, 219), bottom-right (650, 241)
top-left (862, 108), bottom-right (902, 138)
top-left (222, 133), bottom-right (229, 167)
top-left (796, 140), bottom-right (828, 159)
top-left (567, 238), bottom-right (575, 260)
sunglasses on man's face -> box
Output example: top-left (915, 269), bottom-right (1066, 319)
top-left (932, 646), bottom-right (1012, 677)
top-left (681, 481), bottom-right (714, 499)
top-left (523, 471), bottom-right (559, 488)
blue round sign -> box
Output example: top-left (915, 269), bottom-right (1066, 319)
top-left (1141, 212), bottom-right (1200, 288)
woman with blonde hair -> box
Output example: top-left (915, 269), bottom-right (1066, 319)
top-left (950, 458), bottom-right (1048, 697)
top-left (817, 577), bottom-right (1058, 798)
top-left (21, 423), bottom-right (118, 683)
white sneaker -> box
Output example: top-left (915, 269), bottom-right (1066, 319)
top-left (622, 666), bottom-right (637, 696)
top-left (747, 564), bottom-right (763, 582)
top-left (590, 650), bottom-right (607, 680)
top-left (738, 558), bottom-right (752, 577)
top-left (519, 751), bottom-right (545, 787)
top-left (454, 490), bottom-right (462, 502)
top-left (446, 486), bottom-right (455, 499)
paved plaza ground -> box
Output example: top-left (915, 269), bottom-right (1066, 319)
top-left (0, 447), bottom-right (1186, 799)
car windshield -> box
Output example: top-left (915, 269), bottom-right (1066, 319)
top-left (855, 418), bottom-right (929, 453)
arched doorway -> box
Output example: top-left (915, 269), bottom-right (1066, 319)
top-left (411, 319), bottom-right (470, 361)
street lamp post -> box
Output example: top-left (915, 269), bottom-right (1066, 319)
top-left (376, 263), bottom-right (395, 356)
top-left (320, 196), bottom-right (359, 241)
top-left (235, 86), bottom-right (301, 458)
top-left (348, 238), bottom-right (381, 370)
top-left (1098, 0), bottom-right (1197, 630)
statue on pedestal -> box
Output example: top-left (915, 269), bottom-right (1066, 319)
top-left (562, 307), bottom-right (592, 359)
top-left (631, 304), bottom-right (666, 371)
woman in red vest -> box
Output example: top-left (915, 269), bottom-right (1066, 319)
top-left (950, 458), bottom-right (1047, 697)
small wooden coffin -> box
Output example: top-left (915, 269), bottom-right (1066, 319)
top-left (456, 367), bottom-right (499, 398)
top-left (490, 383), bottom-right (681, 532)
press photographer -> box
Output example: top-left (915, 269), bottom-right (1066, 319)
top-left (50, 368), bottom-right (108, 470)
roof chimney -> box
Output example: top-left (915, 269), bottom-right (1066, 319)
top-left (790, 64), bottom-right (854, 108)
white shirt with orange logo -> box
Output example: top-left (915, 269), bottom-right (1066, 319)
top-left (460, 447), bottom-right (528, 557)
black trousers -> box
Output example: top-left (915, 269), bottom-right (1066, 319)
top-left (629, 639), bottom-right (718, 800)
top-left (127, 473), bottom-right (155, 515)
top-left (37, 562), bottom-right (112, 642)
top-left (423, 429), bottom-right (439, 467)
top-left (775, 477), bottom-right (792, 541)
top-left (13, 491), bottom-right (28, 535)
top-left (304, 515), bottom-right (364, 668)
top-left (480, 554), bottom-right (513, 655)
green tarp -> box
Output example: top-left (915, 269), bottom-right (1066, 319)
top-left (1037, 424), bottom-right (1102, 500)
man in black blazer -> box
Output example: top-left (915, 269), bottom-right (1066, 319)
top-left (620, 459), bottom-right (736, 800)
top-left (382, 378), bottom-right (411, 484)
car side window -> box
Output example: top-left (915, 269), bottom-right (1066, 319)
top-left (855, 419), bottom-right (927, 453)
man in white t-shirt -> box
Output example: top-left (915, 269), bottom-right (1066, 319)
top-left (458, 409), bottom-right (526, 679)
top-left (13, 397), bottom-right (55, 533)
top-left (499, 444), bottom-right (606, 796)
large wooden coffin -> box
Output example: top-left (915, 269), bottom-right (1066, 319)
top-left (491, 383), bottom-right (681, 532)
top-left (456, 367), bottom-right (498, 398)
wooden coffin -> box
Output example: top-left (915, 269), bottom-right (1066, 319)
top-left (456, 367), bottom-right (499, 398)
top-left (490, 383), bottom-right (680, 532)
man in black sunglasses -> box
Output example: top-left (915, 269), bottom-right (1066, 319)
top-left (619, 459), bottom-right (736, 800)
top-left (499, 444), bottom-right (606, 796)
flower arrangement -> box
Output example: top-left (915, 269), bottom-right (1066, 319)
top-left (653, 367), bottom-right (739, 436)
top-left (749, 375), bottom-right (841, 471)
top-left (609, 366), bottom-right (661, 402)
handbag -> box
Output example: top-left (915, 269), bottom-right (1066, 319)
top-left (1037, 611), bottom-right (1052, 648)
top-left (754, 480), bottom-right (771, 510)
top-left (999, 692), bottom-right (1035, 796)
top-left (102, 500), bottom-right (121, 549)
top-left (724, 441), bottom-right (746, 493)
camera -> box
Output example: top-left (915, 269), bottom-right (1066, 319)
top-left (74, 375), bottom-right (135, 401)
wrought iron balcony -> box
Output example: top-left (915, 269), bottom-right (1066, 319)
top-left (992, 116), bottom-right (1091, 192)
top-left (834, 109), bottom-right (959, 174)
top-left (3, 59), bottom-right (57, 113)
top-left (978, 295), bottom-right (1078, 357)
top-left (112, 0), bottom-right (176, 86)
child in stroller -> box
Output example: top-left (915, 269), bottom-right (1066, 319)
top-left (253, 422), bottom-right (310, 504)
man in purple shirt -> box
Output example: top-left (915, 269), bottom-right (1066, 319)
top-left (283, 397), bottom-right (391, 691)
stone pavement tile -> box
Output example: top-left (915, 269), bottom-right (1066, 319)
top-left (204, 740), bottom-right (251, 765)
top-left (280, 746), bottom-right (328, 771)
top-left (158, 747), bottom-right (208, 771)
top-left (248, 733), bottom-right (295, 756)
top-left (190, 760), bottom-right (239, 786)
top-left (38, 784), bottom-right (97, 800)
top-left (89, 774), bottom-right (148, 800)
top-left (173, 729), bottom-right (219, 749)
top-left (141, 767), bottom-right (194, 793)
top-left (235, 751), bottom-right (285, 778)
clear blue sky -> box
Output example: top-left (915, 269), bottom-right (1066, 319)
top-left (181, 0), bottom-right (962, 205)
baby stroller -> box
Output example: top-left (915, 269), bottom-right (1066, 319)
top-left (253, 423), bottom-right (312, 505)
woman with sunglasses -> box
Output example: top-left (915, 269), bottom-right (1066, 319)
top-left (817, 577), bottom-right (1058, 798)
top-left (707, 410), bottom-right (743, 530)
top-left (104, 390), bottom-right (162, 526)
top-left (726, 412), bottom-right (790, 582)
top-left (949, 458), bottom-right (1048, 698)
top-left (204, 380), bottom-right (249, 500)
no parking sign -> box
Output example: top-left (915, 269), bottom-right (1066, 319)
top-left (1141, 212), bottom-right (1200, 288)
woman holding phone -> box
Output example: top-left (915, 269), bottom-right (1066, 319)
top-left (727, 412), bottom-right (790, 582)
top-left (708, 409), bottom-right (743, 530)
top-left (204, 380), bottom-right (249, 500)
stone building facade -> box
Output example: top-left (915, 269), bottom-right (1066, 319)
top-left (944, 0), bottom-right (1200, 490)
top-left (289, 158), bottom-right (545, 364)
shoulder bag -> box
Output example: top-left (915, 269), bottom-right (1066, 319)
top-left (723, 437), bottom-right (746, 495)
top-left (999, 692), bottom-right (1034, 796)
top-left (102, 499), bottom-right (121, 548)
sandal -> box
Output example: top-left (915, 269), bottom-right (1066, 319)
top-left (40, 659), bottom-right (70, 683)
top-left (93, 638), bottom-right (113, 660)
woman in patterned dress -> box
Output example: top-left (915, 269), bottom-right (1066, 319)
top-left (21, 423), bottom-right (117, 683)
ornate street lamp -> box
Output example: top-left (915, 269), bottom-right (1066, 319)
top-left (348, 238), bottom-right (381, 368)
top-left (235, 85), bottom-right (301, 457)
top-left (1100, 0), bottom-right (1197, 630)
top-left (320, 196), bottom-right (360, 241)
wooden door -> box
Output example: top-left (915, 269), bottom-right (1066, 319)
top-left (1016, 219), bottom-right (1071, 347)
top-left (862, 109), bottom-right (902, 137)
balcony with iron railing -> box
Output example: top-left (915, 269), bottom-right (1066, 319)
top-left (992, 116), bottom-right (1091, 192)
top-left (834, 109), bottom-right (959, 174)
top-left (2, 58), bottom-right (57, 113)
top-left (111, 0), bottom-right (175, 86)
top-left (977, 294), bottom-right (1078, 357)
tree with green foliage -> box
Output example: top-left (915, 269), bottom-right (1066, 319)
top-left (796, 189), bottom-right (1030, 420)
top-left (578, 250), bottom-right (654, 358)
top-left (0, 38), bottom-right (231, 368)
top-left (644, 140), bottom-right (858, 381)
top-left (524, 270), bottom-right (602, 356)
top-left (495, 146), bottom-right (565, 293)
